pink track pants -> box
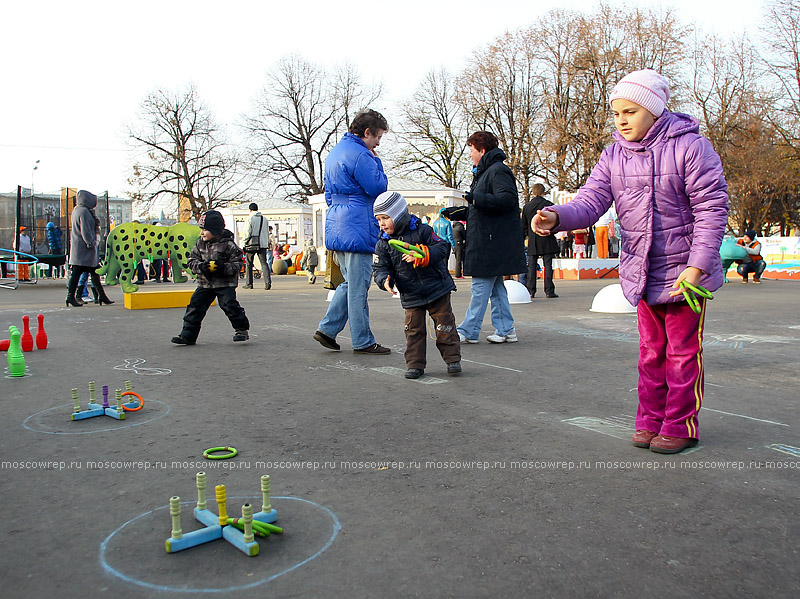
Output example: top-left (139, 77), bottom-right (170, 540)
top-left (636, 297), bottom-right (706, 439)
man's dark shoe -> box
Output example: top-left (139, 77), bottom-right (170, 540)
top-left (313, 330), bottom-right (340, 351)
top-left (233, 330), bottom-right (249, 342)
top-left (354, 343), bottom-right (391, 355)
top-left (649, 435), bottom-right (698, 454)
top-left (632, 430), bottom-right (658, 448)
top-left (546, 293), bottom-right (559, 298)
top-left (447, 361), bottom-right (462, 375)
top-left (171, 336), bottom-right (195, 345)
top-left (405, 368), bottom-right (424, 379)
top-left (242, 284), bottom-right (253, 289)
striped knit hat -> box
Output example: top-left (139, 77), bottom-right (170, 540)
top-left (609, 69), bottom-right (670, 117)
top-left (373, 191), bottom-right (408, 223)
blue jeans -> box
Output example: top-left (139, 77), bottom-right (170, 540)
top-left (317, 251), bottom-right (375, 350)
top-left (458, 276), bottom-right (514, 340)
top-left (737, 260), bottom-right (766, 280)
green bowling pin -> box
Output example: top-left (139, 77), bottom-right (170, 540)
top-left (7, 326), bottom-right (25, 377)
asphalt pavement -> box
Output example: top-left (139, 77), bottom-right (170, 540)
top-left (1, 273), bottom-right (798, 598)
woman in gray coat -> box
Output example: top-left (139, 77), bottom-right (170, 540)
top-left (66, 190), bottom-right (113, 307)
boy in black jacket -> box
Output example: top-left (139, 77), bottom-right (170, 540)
top-left (171, 210), bottom-right (250, 345)
top-left (372, 192), bottom-right (461, 379)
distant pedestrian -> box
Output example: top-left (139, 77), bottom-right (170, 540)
top-left (521, 183), bottom-right (559, 299)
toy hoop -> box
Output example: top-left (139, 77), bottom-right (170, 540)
top-left (203, 446), bottom-right (238, 460)
top-left (388, 239), bottom-right (425, 260)
top-left (121, 391), bottom-right (144, 411)
top-left (680, 280), bottom-right (714, 314)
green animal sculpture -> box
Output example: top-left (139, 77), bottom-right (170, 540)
top-left (98, 222), bottom-right (201, 292)
top-left (720, 237), bottom-right (747, 283)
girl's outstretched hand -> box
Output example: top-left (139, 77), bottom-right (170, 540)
top-left (670, 266), bottom-right (703, 297)
top-left (532, 210), bottom-right (558, 235)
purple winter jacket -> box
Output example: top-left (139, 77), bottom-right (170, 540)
top-left (548, 112), bottom-right (729, 306)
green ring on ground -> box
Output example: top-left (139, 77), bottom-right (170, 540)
top-left (203, 446), bottom-right (238, 460)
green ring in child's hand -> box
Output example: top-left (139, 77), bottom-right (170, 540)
top-left (388, 239), bottom-right (425, 259)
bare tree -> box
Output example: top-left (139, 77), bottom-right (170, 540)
top-left (760, 0), bottom-right (800, 161)
top-left (458, 31), bottom-right (547, 202)
top-left (456, 4), bottom-right (688, 197)
top-left (395, 68), bottom-right (470, 189)
top-left (242, 56), bottom-right (381, 201)
top-left (128, 85), bottom-right (246, 220)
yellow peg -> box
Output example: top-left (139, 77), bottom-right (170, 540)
top-left (216, 484), bottom-right (228, 526)
top-left (169, 496), bottom-right (183, 539)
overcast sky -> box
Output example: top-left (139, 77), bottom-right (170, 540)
top-left (1, 0), bottom-right (765, 200)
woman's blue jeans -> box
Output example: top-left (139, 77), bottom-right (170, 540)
top-left (457, 276), bottom-right (514, 340)
top-left (317, 251), bottom-right (376, 350)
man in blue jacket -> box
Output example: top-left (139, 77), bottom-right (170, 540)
top-left (313, 109), bottom-right (392, 354)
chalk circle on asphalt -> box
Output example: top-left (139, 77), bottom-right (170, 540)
top-left (22, 400), bottom-right (171, 435)
top-left (100, 496), bottom-right (341, 593)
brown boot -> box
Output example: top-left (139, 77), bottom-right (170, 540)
top-left (632, 430), bottom-right (658, 448)
top-left (649, 435), bottom-right (698, 454)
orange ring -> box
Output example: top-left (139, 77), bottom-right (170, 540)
top-left (121, 391), bottom-right (144, 411)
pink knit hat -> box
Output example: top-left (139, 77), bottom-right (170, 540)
top-left (609, 69), bottom-right (670, 117)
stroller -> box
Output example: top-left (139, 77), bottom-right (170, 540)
top-left (239, 250), bottom-right (262, 279)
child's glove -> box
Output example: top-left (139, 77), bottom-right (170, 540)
top-left (201, 260), bottom-right (218, 276)
top-left (412, 244), bottom-right (430, 268)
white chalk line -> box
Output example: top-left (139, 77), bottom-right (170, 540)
top-left (460, 359), bottom-right (522, 373)
top-left (703, 407), bottom-right (789, 427)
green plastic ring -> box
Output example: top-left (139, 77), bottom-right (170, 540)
top-left (203, 446), bottom-right (238, 460)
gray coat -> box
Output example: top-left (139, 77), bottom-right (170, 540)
top-left (245, 212), bottom-right (270, 248)
top-left (69, 190), bottom-right (99, 267)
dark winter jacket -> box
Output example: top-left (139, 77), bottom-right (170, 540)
top-left (46, 222), bottom-right (63, 254)
top-left (187, 229), bottom-right (243, 289)
top-left (69, 190), bottom-right (99, 267)
top-left (373, 213), bottom-right (456, 309)
top-left (324, 132), bottom-right (388, 254)
top-left (548, 112), bottom-right (729, 305)
top-left (444, 148), bottom-right (526, 277)
top-left (521, 196), bottom-right (559, 256)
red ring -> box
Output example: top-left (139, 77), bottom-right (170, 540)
top-left (121, 391), bottom-right (144, 411)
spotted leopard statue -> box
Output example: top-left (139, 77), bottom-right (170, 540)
top-left (98, 222), bottom-right (202, 293)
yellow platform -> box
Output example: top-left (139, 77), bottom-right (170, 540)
top-left (124, 287), bottom-right (212, 310)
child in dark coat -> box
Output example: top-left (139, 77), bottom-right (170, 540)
top-left (372, 192), bottom-right (461, 379)
top-left (171, 210), bottom-right (250, 345)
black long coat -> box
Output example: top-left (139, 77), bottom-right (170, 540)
top-left (453, 148), bottom-right (526, 277)
top-left (521, 196), bottom-right (560, 256)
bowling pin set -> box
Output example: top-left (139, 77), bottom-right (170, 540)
top-left (3, 314), bottom-right (48, 377)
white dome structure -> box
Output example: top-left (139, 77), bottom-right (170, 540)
top-left (504, 280), bottom-right (532, 304)
top-left (590, 283), bottom-right (636, 313)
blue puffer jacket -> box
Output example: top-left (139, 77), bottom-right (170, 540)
top-left (324, 133), bottom-right (388, 253)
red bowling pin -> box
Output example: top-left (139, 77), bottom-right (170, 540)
top-left (21, 315), bottom-right (34, 352)
top-left (0, 339), bottom-right (9, 351)
top-left (35, 314), bottom-right (48, 350)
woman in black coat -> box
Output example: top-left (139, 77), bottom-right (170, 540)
top-left (443, 131), bottom-right (526, 344)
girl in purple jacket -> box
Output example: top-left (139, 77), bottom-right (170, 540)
top-left (533, 70), bottom-right (729, 454)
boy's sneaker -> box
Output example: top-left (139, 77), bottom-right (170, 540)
top-left (353, 343), bottom-right (391, 355)
top-left (405, 368), bottom-right (424, 379)
top-left (233, 330), bottom-right (249, 342)
top-left (313, 330), bottom-right (340, 351)
top-left (171, 336), bottom-right (195, 345)
top-left (242, 284), bottom-right (253, 289)
top-left (447, 361), bottom-right (462, 375)
top-left (487, 330), bottom-right (518, 343)
top-left (458, 333), bottom-right (479, 344)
